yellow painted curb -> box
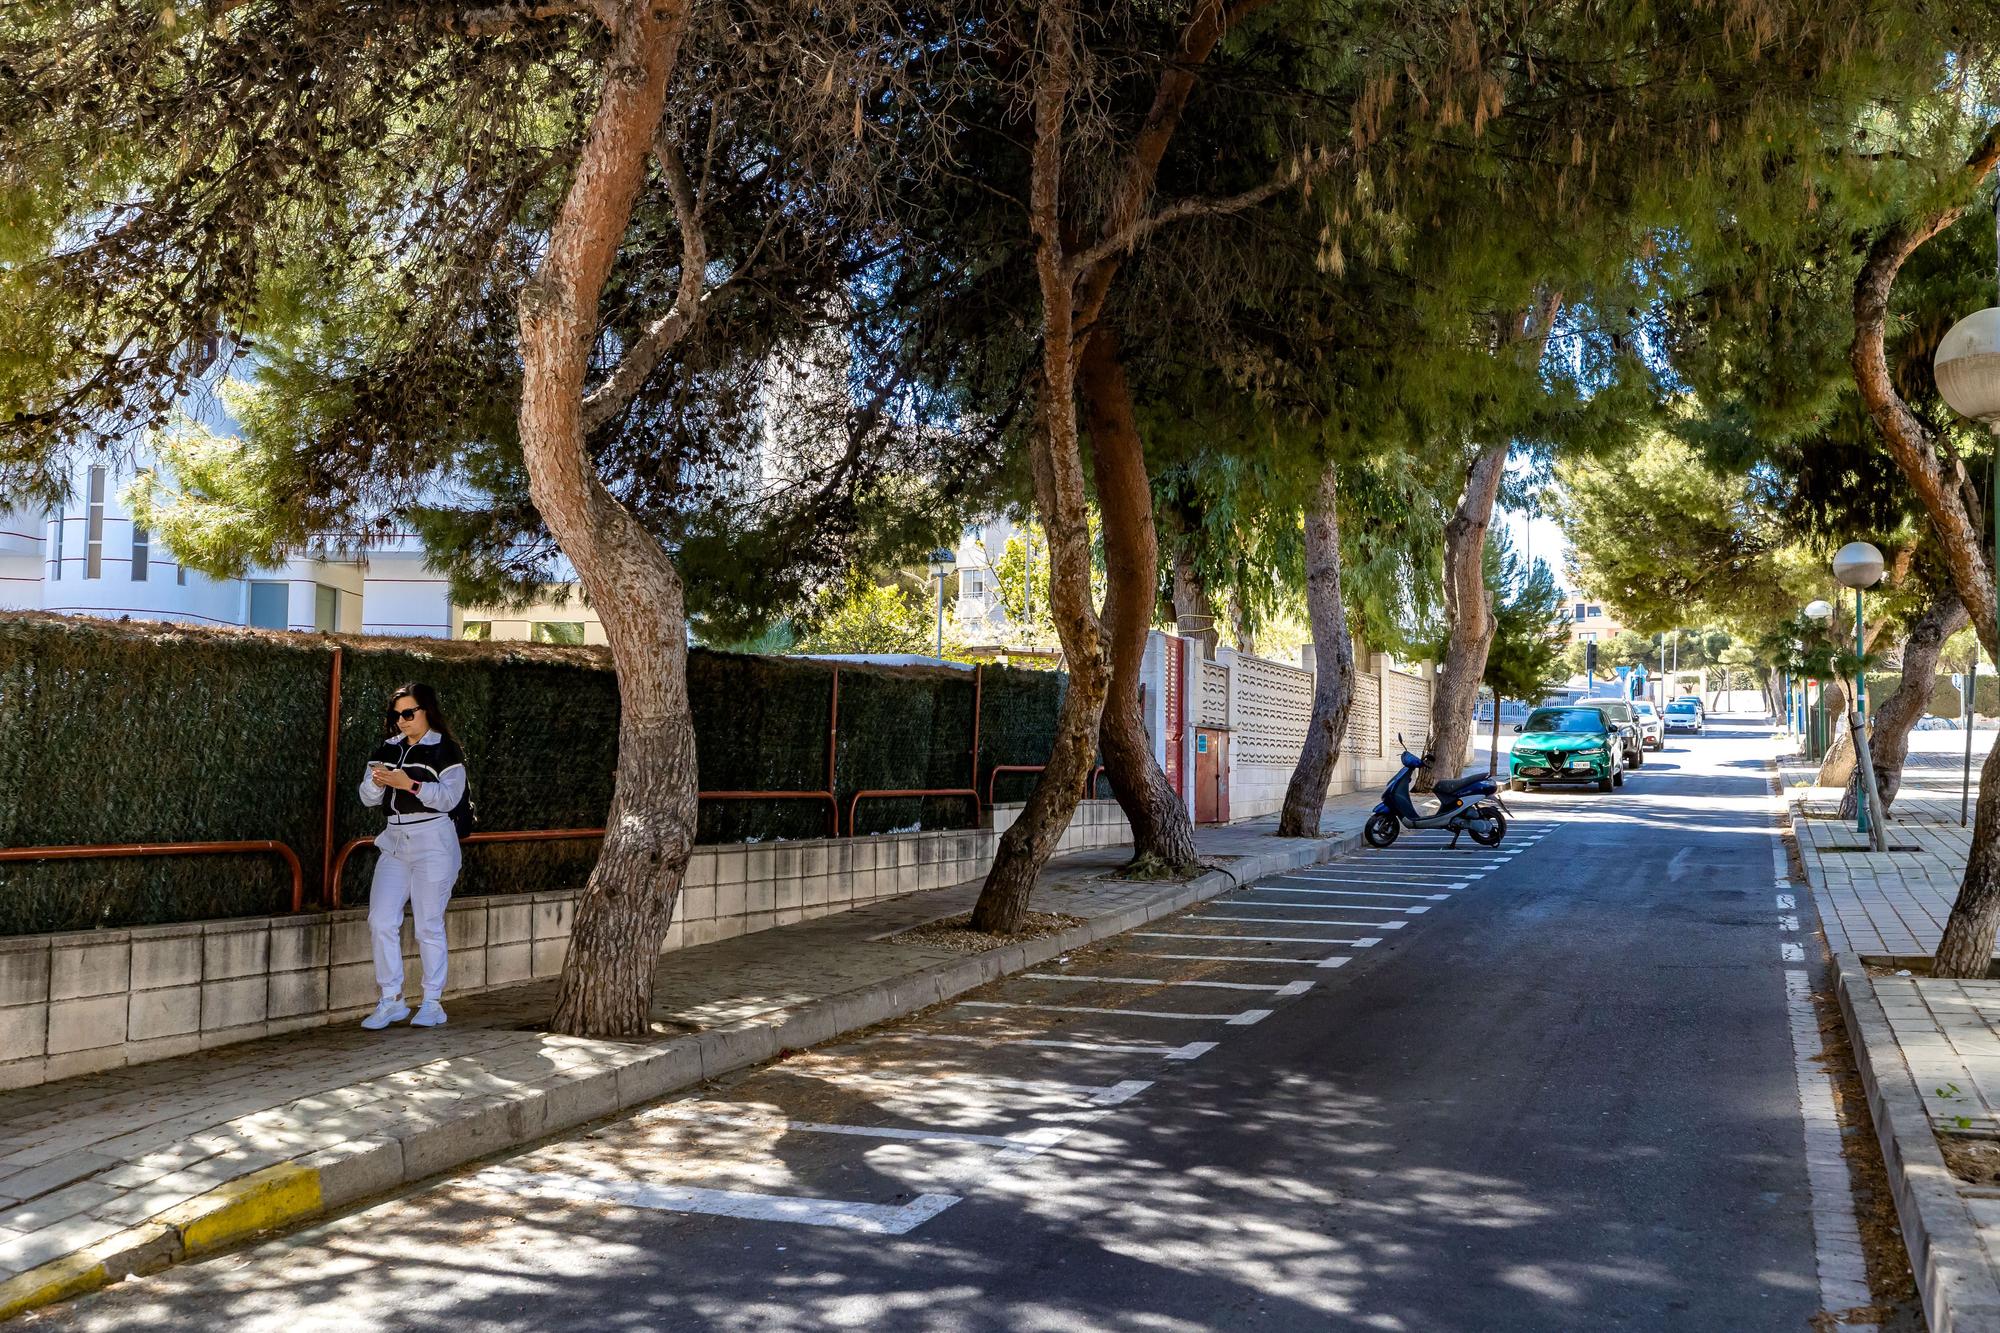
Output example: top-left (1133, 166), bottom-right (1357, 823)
top-left (0, 1249), bottom-right (108, 1322)
top-left (161, 1163), bottom-right (325, 1257)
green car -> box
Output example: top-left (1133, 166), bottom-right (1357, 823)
top-left (1509, 705), bottom-right (1626, 792)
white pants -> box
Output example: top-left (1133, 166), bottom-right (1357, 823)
top-left (369, 818), bottom-right (461, 1002)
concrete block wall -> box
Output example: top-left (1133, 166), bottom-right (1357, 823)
top-left (0, 799), bottom-right (1131, 1090)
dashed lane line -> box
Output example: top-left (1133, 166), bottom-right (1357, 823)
top-left (884, 1033), bottom-right (1221, 1060)
top-left (1133, 952), bottom-right (1351, 969)
top-left (1195, 914), bottom-right (1408, 929)
top-left (652, 1108), bottom-right (1074, 1151)
top-left (793, 1068), bottom-right (1156, 1108)
top-left (1133, 931), bottom-right (1382, 946)
top-left (1276, 870), bottom-right (1474, 883)
top-left (1246, 887), bottom-right (1450, 899)
top-left (464, 1167), bottom-right (963, 1236)
top-left (1227, 900), bottom-right (1426, 914)
top-left (1021, 973), bottom-right (1315, 996)
top-left (955, 1001), bottom-right (1276, 1025)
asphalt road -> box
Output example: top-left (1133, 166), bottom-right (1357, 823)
top-left (32, 718), bottom-right (1836, 1332)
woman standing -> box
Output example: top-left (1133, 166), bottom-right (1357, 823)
top-left (357, 683), bottom-right (468, 1030)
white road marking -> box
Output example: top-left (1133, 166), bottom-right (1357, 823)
top-left (465, 1167), bottom-right (961, 1235)
top-left (957, 1000), bottom-right (1267, 1023)
top-left (1668, 847), bottom-right (1692, 881)
top-left (1021, 973), bottom-right (1304, 993)
top-left (1249, 887), bottom-right (1448, 899)
top-left (1135, 931), bottom-right (1380, 946)
top-left (1779, 915), bottom-right (1800, 932)
top-left (1228, 900), bottom-right (1418, 914)
top-left (890, 1033), bottom-right (1218, 1060)
top-left (1781, 942), bottom-right (1805, 961)
top-left (1405, 905), bottom-right (1431, 914)
top-left (1133, 952), bottom-right (1350, 969)
top-left (808, 1068), bottom-right (1154, 1107)
top-left (1776, 894), bottom-right (1796, 910)
top-left (1227, 1009), bottom-right (1274, 1026)
top-left (1276, 871), bottom-right (1468, 885)
top-left (1228, 901), bottom-right (1411, 913)
top-left (655, 1107), bottom-right (1068, 1151)
top-left (1784, 969), bottom-right (1876, 1313)
top-left (1196, 914), bottom-right (1408, 929)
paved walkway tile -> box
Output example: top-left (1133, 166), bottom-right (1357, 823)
top-left (0, 798), bottom-right (1378, 1302)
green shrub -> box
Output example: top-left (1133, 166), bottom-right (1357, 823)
top-left (0, 615), bottom-right (1065, 934)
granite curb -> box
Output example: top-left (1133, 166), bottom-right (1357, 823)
top-left (1782, 790), bottom-right (2000, 1333)
top-left (1833, 952), bottom-right (2000, 1333)
top-left (0, 829), bottom-right (1356, 1321)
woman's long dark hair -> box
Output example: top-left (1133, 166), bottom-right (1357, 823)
top-left (381, 682), bottom-right (459, 748)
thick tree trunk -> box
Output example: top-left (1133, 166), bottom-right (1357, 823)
top-left (971, 9), bottom-right (1106, 933)
top-left (1278, 460), bottom-right (1355, 837)
top-left (1170, 544), bottom-right (1221, 658)
top-left (1846, 132), bottom-right (2000, 975)
top-left (1817, 726), bottom-right (1856, 791)
top-left (1228, 585), bottom-right (1256, 657)
top-left (518, 1), bottom-right (696, 1037)
top-left (1936, 739), bottom-right (2000, 976)
top-left (1859, 592), bottom-right (1969, 814)
top-left (1082, 328), bottom-right (1199, 869)
top-left (1415, 441), bottom-right (1508, 794)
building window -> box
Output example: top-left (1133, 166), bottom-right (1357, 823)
top-left (531, 621), bottom-right (585, 645)
top-left (1581, 632), bottom-right (1598, 643)
top-left (962, 571), bottom-right (984, 598)
top-left (314, 584), bottom-right (338, 633)
top-left (48, 507), bottom-right (61, 582)
top-left (85, 466), bottom-right (105, 579)
top-left (131, 525), bottom-right (149, 582)
top-left (1587, 605), bottom-right (1602, 618)
top-left (248, 581), bottom-right (288, 630)
top-left (1573, 603), bottom-right (1586, 621)
top-left (461, 621), bottom-right (493, 641)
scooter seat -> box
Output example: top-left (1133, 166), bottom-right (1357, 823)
top-left (1430, 773), bottom-right (1488, 797)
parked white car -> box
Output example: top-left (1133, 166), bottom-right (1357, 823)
top-left (1631, 701), bottom-right (1665, 749)
top-left (1664, 699), bottom-right (1704, 734)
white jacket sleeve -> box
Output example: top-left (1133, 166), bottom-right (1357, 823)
top-left (359, 762), bottom-right (386, 808)
top-left (413, 765), bottom-right (466, 812)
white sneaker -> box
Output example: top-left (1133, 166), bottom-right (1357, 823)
top-left (361, 998), bottom-right (411, 1030)
top-left (409, 1000), bottom-right (448, 1028)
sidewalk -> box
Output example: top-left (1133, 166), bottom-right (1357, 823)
top-left (0, 799), bottom-right (1375, 1319)
top-left (1784, 729), bottom-right (2000, 1331)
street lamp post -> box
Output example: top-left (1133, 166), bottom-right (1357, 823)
top-left (927, 548), bottom-right (957, 659)
top-left (1805, 600), bottom-right (1833, 761)
top-left (1933, 196), bottom-right (2000, 754)
top-left (1833, 544), bottom-right (1888, 850)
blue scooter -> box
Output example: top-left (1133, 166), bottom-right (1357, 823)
top-left (1363, 735), bottom-right (1508, 849)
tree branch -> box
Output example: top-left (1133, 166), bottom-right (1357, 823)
top-left (1067, 147), bottom-right (1346, 284)
top-left (580, 122), bottom-right (708, 435)
top-left (452, 0), bottom-right (607, 36)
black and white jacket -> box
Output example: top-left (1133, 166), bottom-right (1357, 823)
top-left (359, 730), bottom-right (468, 823)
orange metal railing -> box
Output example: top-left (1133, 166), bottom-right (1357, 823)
top-left (328, 827), bottom-right (607, 908)
top-left (0, 841), bottom-right (306, 912)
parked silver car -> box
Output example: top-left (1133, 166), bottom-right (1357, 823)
top-left (1579, 697), bottom-right (1645, 767)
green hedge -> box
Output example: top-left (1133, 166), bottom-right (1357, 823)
top-left (0, 616), bottom-right (1066, 935)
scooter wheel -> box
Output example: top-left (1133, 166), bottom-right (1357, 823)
top-left (1469, 810), bottom-right (1506, 846)
top-left (1363, 812), bottom-right (1400, 848)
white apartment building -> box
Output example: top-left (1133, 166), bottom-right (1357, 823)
top-left (0, 452), bottom-right (605, 644)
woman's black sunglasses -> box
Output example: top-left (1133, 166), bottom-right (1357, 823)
top-left (387, 706), bottom-right (423, 721)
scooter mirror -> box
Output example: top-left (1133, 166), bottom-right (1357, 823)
top-left (1511, 724), bottom-right (1522, 733)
